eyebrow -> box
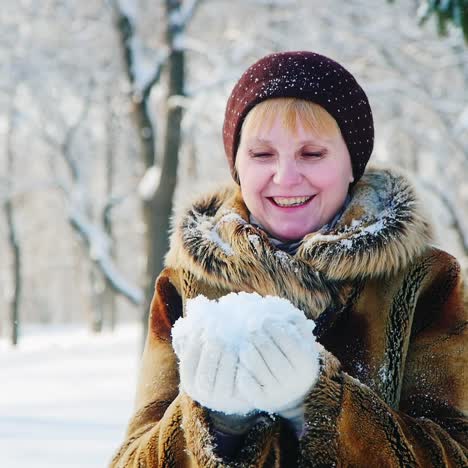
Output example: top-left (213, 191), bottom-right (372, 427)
top-left (244, 137), bottom-right (272, 145)
top-left (244, 137), bottom-right (325, 146)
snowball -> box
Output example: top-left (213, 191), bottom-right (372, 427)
top-left (172, 292), bottom-right (314, 354)
top-left (172, 292), bottom-right (319, 415)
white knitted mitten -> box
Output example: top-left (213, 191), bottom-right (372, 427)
top-left (237, 321), bottom-right (321, 433)
top-left (173, 323), bottom-right (256, 414)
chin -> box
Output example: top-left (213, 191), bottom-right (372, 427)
top-left (272, 228), bottom-right (310, 242)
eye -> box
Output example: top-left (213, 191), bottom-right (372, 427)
top-left (302, 151), bottom-right (324, 158)
top-left (249, 149), bottom-right (273, 158)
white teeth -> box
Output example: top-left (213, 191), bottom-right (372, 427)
top-left (272, 196), bottom-right (312, 207)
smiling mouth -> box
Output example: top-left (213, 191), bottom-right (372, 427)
top-left (269, 196), bottom-right (314, 207)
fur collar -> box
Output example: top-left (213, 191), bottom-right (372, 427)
top-left (166, 167), bottom-right (432, 318)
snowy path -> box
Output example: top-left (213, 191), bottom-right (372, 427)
top-left (0, 324), bottom-right (141, 468)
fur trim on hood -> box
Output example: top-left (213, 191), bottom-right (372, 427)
top-left (166, 166), bottom-right (433, 318)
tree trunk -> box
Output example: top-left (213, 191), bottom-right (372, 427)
top-left (142, 0), bottom-right (185, 344)
top-left (5, 108), bottom-right (21, 346)
top-left (5, 199), bottom-right (20, 346)
top-left (89, 265), bottom-right (104, 333)
top-left (103, 92), bottom-right (117, 331)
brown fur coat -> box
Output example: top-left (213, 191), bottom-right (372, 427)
top-left (110, 167), bottom-right (467, 467)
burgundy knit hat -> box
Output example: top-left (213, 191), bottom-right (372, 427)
top-left (223, 51), bottom-right (374, 183)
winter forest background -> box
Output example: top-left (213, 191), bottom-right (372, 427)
top-left (1, 1), bottom-right (467, 467)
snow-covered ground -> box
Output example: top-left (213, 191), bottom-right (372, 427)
top-left (0, 323), bottom-right (141, 468)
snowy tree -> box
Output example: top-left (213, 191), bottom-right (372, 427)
top-left (110, 0), bottom-right (204, 342)
top-left (0, 1), bottom-right (145, 340)
top-left (389, 0), bottom-right (468, 42)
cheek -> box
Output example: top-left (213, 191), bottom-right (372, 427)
top-left (241, 176), bottom-right (268, 209)
top-left (240, 177), bottom-right (258, 203)
top-left (238, 161), bottom-right (269, 196)
top-left (238, 166), bottom-right (262, 206)
top-left (309, 160), bottom-right (351, 192)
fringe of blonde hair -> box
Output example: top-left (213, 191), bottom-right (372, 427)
top-left (240, 97), bottom-right (340, 140)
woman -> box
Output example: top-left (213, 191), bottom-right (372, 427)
top-left (111, 51), bottom-right (467, 467)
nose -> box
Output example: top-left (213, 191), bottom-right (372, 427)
top-left (273, 158), bottom-right (302, 187)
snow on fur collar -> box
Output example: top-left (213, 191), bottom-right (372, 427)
top-left (166, 166), bottom-right (432, 318)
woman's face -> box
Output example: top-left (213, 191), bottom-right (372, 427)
top-left (236, 114), bottom-right (353, 241)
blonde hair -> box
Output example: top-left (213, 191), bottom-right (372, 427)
top-left (239, 97), bottom-right (340, 142)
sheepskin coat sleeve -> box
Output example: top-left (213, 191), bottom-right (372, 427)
top-left (110, 167), bottom-right (467, 467)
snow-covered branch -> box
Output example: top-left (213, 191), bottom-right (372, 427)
top-left (115, 0), bottom-right (137, 20)
top-left (129, 36), bottom-right (168, 98)
top-left (69, 206), bottom-right (143, 305)
top-left (168, 0), bottom-right (204, 53)
top-left (38, 80), bottom-right (94, 182)
top-left (37, 73), bottom-right (143, 307)
top-left (61, 82), bottom-right (94, 180)
top-left (102, 193), bottom-right (129, 227)
top-left (169, 0), bottom-right (202, 29)
top-left (111, 0), bottom-right (168, 97)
